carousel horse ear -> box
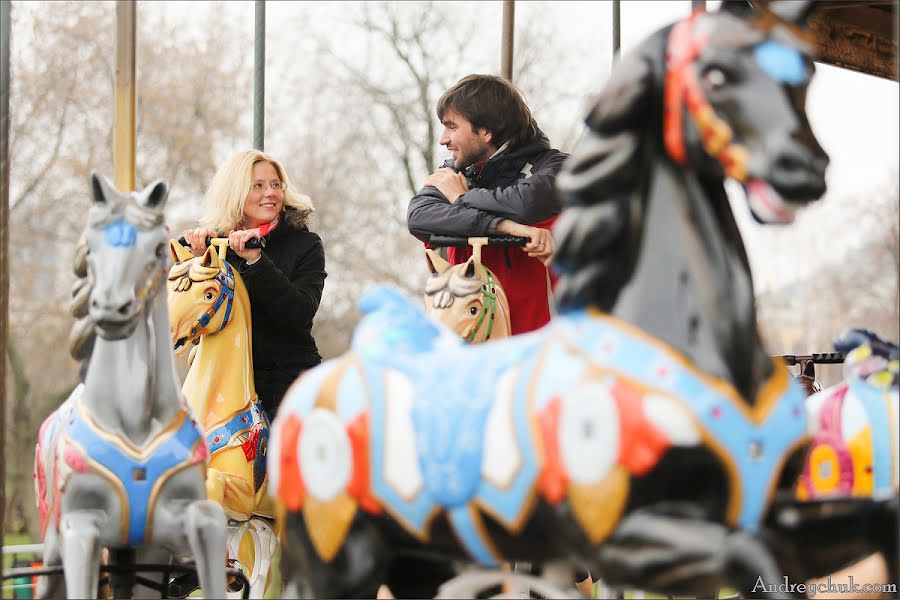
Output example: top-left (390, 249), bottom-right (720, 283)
top-left (137, 178), bottom-right (169, 212)
top-left (462, 256), bottom-right (478, 279)
top-left (200, 244), bottom-right (221, 270)
top-left (170, 239), bottom-right (195, 265)
top-left (767, 0), bottom-right (818, 25)
top-left (425, 249), bottom-right (451, 276)
top-left (90, 171), bottom-right (118, 206)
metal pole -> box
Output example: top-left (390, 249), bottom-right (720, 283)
top-left (501, 0), bottom-right (514, 82)
top-left (0, 0), bottom-right (12, 569)
top-left (612, 0), bottom-right (621, 59)
top-left (692, 0), bottom-right (706, 11)
top-left (253, 0), bottom-right (265, 151)
top-left (114, 1), bottom-right (136, 192)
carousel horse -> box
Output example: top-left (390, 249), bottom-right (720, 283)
top-left (33, 174), bottom-right (227, 599)
top-left (423, 244), bottom-right (512, 343)
top-left (166, 240), bottom-right (279, 598)
top-left (269, 2), bottom-right (897, 598)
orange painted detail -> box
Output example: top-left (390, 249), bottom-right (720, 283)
top-left (536, 395), bottom-right (568, 505)
top-left (610, 380), bottom-right (671, 476)
top-left (346, 413), bottom-right (382, 515)
top-left (277, 415), bottom-right (306, 511)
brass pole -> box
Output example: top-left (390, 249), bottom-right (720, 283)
top-left (0, 0), bottom-right (12, 567)
top-left (114, 1), bottom-right (136, 192)
top-left (501, 0), bottom-right (514, 82)
top-left (612, 0), bottom-right (621, 60)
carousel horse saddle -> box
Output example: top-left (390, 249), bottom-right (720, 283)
top-left (206, 398), bottom-right (271, 493)
top-left (272, 286), bottom-right (808, 566)
top-left (50, 395), bottom-right (206, 546)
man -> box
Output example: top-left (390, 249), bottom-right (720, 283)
top-left (407, 74), bottom-right (568, 334)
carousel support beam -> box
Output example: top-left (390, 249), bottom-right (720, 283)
top-left (501, 0), bottom-right (514, 82)
top-left (114, 1), bottom-right (136, 192)
top-left (613, 0), bottom-right (621, 59)
top-left (807, 3), bottom-right (898, 81)
top-left (0, 0), bottom-right (11, 568)
top-left (254, 0), bottom-right (265, 151)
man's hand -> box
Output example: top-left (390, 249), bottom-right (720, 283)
top-left (496, 219), bottom-right (554, 266)
top-left (424, 168), bottom-right (469, 204)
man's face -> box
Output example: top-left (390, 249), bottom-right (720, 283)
top-left (439, 108), bottom-right (494, 169)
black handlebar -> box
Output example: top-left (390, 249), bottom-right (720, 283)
top-left (777, 353), bottom-right (846, 366)
top-left (175, 236), bottom-right (266, 249)
top-left (428, 235), bottom-right (529, 248)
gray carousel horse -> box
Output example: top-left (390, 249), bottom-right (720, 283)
top-left (33, 174), bottom-right (227, 599)
top-left (268, 1), bottom-right (897, 598)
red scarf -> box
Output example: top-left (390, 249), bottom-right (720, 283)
top-left (245, 215), bottom-right (279, 238)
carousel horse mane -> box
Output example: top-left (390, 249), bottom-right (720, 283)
top-left (554, 3), bottom-right (828, 403)
top-left (423, 249), bottom-right (512, 343)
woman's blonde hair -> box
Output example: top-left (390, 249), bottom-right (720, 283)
top-left (200, 149), bottom-right (314, 233)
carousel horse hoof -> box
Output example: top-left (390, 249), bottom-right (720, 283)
top-left (167, 571), bottom-right (200, 598)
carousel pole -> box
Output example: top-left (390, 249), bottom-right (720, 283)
top-left (612, 0), bottom-right (621, 60)
top-left (0, 0), bottom-right (11, 565)
top-left (114, 1), bottom-right (136, 192)
top-left (254, 0), bottom-right (265, 151)
top-left (501, 0), bottom-right (514, 82)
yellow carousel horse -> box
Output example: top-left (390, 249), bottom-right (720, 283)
top-left (167, 239), bottom-right (279, 599)
top-left (423, 240), bottom-right (512, 343)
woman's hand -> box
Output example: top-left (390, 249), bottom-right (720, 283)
top-left (182, 227), bottom-right (215, 257)
top-left (228, 229), bottom-right (263, 263)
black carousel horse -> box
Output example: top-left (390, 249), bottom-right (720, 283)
top-left (268, 1), bottom-right (897, 598)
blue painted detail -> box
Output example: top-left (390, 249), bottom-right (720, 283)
top-left (206, 399), bottom-right (268, 456)
top-left (65, 406), bottom-right (203, 547)
top-left (447, 507), bottom-right (498, 566)
top-left (104, 220), bottom-right (137, 248)
top-left (367, 361), bottom-right (437, 535)
top-left (755, 41), bottom-right (806, 85)
top-left (475, 349), bottom-right (542, 526)
top-left (336, 361), bottom-right (368, 422)
top-left (849, 379), bottom-right (896, 494)
top-left (553, 313), bottom-right (807, 532)
top-left (198, 313), bottom-right (211, 327)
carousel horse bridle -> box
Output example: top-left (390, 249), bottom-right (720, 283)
top-left (464, 267), bottom-right (499, 343)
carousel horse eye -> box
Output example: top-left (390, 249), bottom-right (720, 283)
top-left (204, 291), bottom-right (215, 301)
top-left (469, 306), bottom-right (479, 316)
top-left (703, 67), bottom-right (728, 90)
top-left (155, 243), bottom-right (165, 258)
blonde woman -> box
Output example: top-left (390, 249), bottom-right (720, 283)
top-left (183, 149), bottom-right (326, 418)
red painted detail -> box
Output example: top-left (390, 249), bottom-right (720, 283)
top-left (64, 445), bottom-right (89, 473)
top-left (711, 405), bottom-right (722, 419)
top-left (277, 415), bottom-right (306, 511)
top-left (611, 380), bottom-right (671, 476)
top-left (536, 395), bottom-right (568, 504)
top-left (346, 413), bottom-right (382, 515)
top-left (241, 423), bottom-right (264, 462)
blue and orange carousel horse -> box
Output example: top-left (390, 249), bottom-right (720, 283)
top-left (268, 2), bottom-right (897, 597)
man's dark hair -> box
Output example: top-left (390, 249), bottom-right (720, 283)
top-left (437, 74), bottom-right (540, 149)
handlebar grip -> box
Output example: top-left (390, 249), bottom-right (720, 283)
top-left (175, 236), bottom-right (266, 249)
top-left (428, 235), bottom-right (529, 248)
top-left (777, 352), bottom-right (846, 366)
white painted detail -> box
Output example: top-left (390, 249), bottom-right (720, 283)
top-left (840, 387), bottom-right (868, 441)
top-left (642, 394), bottom-right (700, 446)
top-left (482, 367), bottom-right (522, 488)
top-left (559, 379), bottom-right (619, 484)
top-left (266, 424), bottom-right (281, 494)
top-left (297, 409), bottom-right (352, 502)
top-left (383, 370), bottom-right (424, 501)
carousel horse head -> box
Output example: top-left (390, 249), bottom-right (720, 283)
top-left (83, 173), bottom-right (170, 339)
top-left (167, 240), bottom-right (240, 355)
top-left (423, 249), bottom-right (512, 342)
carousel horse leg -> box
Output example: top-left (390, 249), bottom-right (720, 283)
top-left (184, 500), bottom-right (228, 600)
top-left (59, 512), bottom-right (102, 599)
top-left (36, 526), bottom-right (64, 600)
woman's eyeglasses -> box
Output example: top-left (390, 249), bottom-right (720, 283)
top-left (251, 181), bottom-right (287, 192)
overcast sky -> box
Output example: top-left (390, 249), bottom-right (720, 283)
top-left (156, 0), bottom-right (899, 294)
